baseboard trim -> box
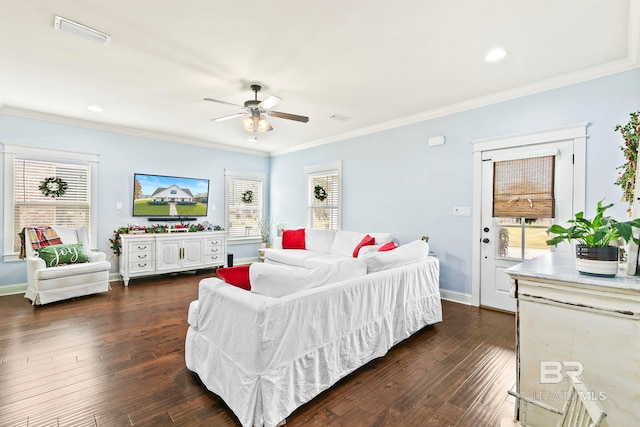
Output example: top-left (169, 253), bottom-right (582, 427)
top-left (440, 289), bottom-right (474, 306)
top-left (0, 283), bottom-right (27, 296)
top-left (233, 257), bottom-right (257, 266)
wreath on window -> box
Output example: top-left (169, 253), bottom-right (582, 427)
top-left (39, 177), bottom-right (68, 198)
top-left (314, 185), bottom-right (328, 201)
top-left (241, 190), bottom-right (254, 204)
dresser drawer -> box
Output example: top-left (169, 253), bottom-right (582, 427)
top-left (204, 253), bottom-right (226, 266)
top-left (127, 240), bottom-right (155, 253)
top-left (206, 239), bottom-right (224, 255)
top-left (129, 260), bottom-right (155, 274)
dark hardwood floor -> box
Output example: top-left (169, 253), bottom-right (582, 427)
top-left (0, 271), bottom-right (517, 426)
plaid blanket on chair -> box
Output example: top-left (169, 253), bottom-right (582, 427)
top-left (18, 226), bottom-right (63, 259)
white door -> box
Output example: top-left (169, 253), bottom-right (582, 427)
top-left (480, 140), bottom-right (576, 311)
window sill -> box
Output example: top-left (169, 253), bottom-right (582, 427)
top-left (228, 237), bottom-right (262, 246)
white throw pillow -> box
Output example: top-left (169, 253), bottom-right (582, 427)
top-left (250, 263), bottom-right (313, 298)
top-left (305, 229), bottom-right (337, 253)
top-left (250, 258), bottom-right (367, 298)
top-left (329, 231), bottom-right (367, 257)
top-left (361, 239), bottom-right (430, 273)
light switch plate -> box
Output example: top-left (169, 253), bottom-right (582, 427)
top-left (453, 206), bottom-right (471, 216)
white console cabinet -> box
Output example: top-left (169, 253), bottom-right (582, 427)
top-left (119, 231), bottom-right (227, 286)
top-left (506, 253), bottom-right (640, 427)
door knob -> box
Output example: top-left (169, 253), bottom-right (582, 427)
top-left (482, 238), bottom-right (490, 243)
top-left (483, 227), bottom-right (490, 232)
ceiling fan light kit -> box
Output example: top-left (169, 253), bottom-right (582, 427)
top-left (205, 84), bottom-right (308, 138)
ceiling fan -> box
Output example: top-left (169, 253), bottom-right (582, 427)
top-left (204, 84), bottom-right (309, 134)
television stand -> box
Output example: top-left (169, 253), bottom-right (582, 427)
top-left (119, 231), bottom-right (227, 286)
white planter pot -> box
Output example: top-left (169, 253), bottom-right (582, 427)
top-left (575, 258), bottom-right (619, 277)
top-left (575, 245), bottom-right (619, 278)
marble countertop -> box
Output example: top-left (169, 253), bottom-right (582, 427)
top-left (506, 252), bottom-right (640, 292)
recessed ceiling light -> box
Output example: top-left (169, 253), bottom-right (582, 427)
top-left (485, 48), bottom-right (507, 62)
top-left (88, 105), bottom-right (103, 112)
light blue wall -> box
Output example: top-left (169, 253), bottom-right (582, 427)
top-left (2, 69), bottom-right (639, 293)
top-left (0, 116), bottom-right (270, 287)
top-left (270, 68), bottom-right (640, 295)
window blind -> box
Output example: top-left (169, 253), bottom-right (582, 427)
top-left (493, 155), bottom-right (555, 218)
top-left (13, 159), bottom-right (91, 252)
top-left (308, 173), bottom-right (339, 230)
top-left (227, 178), bottom-right (263, 238)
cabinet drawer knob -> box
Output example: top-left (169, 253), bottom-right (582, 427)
top-left (138, 263), bottom-right (147, 267)
top-left (137, 245), bottom-right (147, 250)
top-left (138, 254), bottom-right (147, 259)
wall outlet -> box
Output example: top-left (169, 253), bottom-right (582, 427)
top-left (116, 201), bottom-right (122, 210)
top-left (453, 206), bottom-right (471, 216)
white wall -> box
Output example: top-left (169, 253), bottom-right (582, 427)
top-left (0, 116), bottom-right (270, 288)
top-left (269, 68), bottom-right (640, 297)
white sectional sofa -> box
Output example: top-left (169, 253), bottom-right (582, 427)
top-left (186, 245), bottom-right (441, 427)
top-left (186, 234), bottom-right (441, 426)
top-left (264, 229), bottom-right (393, 268)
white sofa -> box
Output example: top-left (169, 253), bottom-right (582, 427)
top-left (185, 239), bottom-right (441, 427)
top-left (24, 226), bottom-right (111, 305)
top-left (264, 229), bottom-right (392, 269)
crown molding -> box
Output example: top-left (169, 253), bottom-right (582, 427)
top-left (271, 58), bottom-right (639, 157)
top-left (0, 106), bottom-right (269, 157)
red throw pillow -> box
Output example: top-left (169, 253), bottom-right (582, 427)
top-left (216, 265), bottom-right (251, 290)
top-left (378, 241), bottom-right (399, 252)
top-left (282, 228), bottom-right (306, 249)
top-left (353, 234), bottom-right (376, 257)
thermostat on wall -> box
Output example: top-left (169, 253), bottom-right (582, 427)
top-left (428, 135), bottom-right (446, 147)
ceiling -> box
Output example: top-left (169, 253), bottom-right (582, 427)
top-left (0, 1), bottom-right (638, 156)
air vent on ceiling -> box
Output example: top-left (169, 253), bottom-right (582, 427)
top-left (54, 16), bottom-right (111, 46)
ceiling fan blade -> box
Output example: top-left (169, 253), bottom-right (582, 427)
top-left (211, 112), bottom-right (245, 122)
top-left (258, 95), bottom-right (282, 111)
top-left (203, 97), bottom-right (243, 108)
top-left (269, 110), bottom-right (309, 123)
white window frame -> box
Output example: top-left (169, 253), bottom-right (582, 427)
top-left (3, 143), bottom-right (99, 262)
top-left (305, 160), bottom-right (342, 230)
top-left (224, 169), bottom-right (267, 244)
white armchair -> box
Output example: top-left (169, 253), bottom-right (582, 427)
top-left (24, 226), bottom-right (111, 305)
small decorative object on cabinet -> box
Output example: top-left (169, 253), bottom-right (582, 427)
top-left (546, 200), bottom-right (640, 277)
top-left (119, 231), bottom-right (227, 286)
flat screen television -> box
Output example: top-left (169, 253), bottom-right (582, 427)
top-left (132, 173), bottom-right (210, 220)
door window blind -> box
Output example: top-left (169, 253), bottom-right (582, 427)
top-left (493, 155), bottom-right (555, 218)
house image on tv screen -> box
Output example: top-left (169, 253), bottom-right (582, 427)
top-left (151, 185), bottom-right (194, 202)
top-left (132, 173), bottom-right (209, 217)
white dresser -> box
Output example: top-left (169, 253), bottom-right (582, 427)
top-left (506, 253), bottom-right (640, 427)
top-left (119, 231), bottom-right (227, 286)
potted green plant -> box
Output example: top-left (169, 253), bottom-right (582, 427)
top-left (546, 200), bottom-right (640, 277)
